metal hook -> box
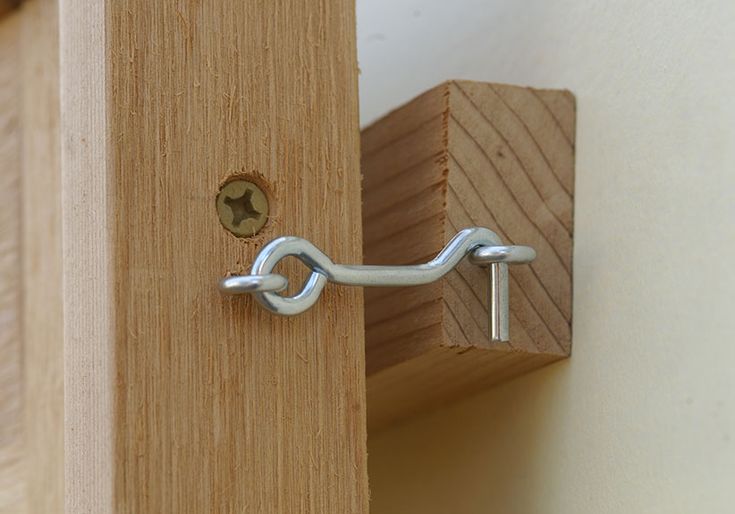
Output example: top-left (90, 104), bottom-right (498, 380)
top-left (219, 227), bottom-right (535, 342)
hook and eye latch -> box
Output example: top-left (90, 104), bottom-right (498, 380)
top-left (219, 227), bottom-right (535, 342)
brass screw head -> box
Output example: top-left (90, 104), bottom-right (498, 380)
top-left (216, 180), bottom-right (269, 237)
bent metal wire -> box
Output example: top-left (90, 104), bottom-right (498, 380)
top-left (219, 227), bottom-right (535, 342)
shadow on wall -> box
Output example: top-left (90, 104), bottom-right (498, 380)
top-left (368, 360), bottom-right (574, 514)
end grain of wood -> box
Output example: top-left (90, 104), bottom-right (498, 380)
top-left (362, 80), bottom-right (576, 430)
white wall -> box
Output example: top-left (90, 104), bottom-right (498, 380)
top-left (358, 1), bottom-right (735, 512)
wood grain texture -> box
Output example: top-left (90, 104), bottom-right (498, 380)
top-left (20, 0), bottom-right (63, 512)
top-left (362, 80), bottom-right (575, 430)
top-left (0, 12), bottom-right (25, 514)
top-left (61, 1), bottom-right (367, 512)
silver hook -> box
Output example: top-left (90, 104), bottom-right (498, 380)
top-left (219, 227), bottom-right (535, 342)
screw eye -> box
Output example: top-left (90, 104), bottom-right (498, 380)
top-left (216, 180), bottom-right (269, 237)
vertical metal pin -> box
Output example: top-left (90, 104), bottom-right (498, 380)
top-left (489, 262), bottom-right (509, 342)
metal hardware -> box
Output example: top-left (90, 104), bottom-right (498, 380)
top-left (219, 227), bottom-right (535, 342)
top-left (216, 179), bottom-right (269, 237)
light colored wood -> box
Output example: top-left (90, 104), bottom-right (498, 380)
top-left (362, 80), bottom-right (575, 430)
top-left (20, 0), bottom-right (64, 512)
top-left (61, 0), bottom-right (367, 512)
top-left (0, 12), bottom-right (25, 514)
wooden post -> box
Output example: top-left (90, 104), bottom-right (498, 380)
top-left (362, 81), bottom-right (575, 430)
top-left (61, 1), bottom-right (368, 512)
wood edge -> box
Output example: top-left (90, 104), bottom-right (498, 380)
top-left (438, 81), bottom-right (451, 349)
top-left (361, 80), bottom-right (453, 144)
top-left (366, 345), bottom-right (565, 432)
top-left (59, 1), bottom-right (115, 511)
top-left (451, 78), bottom-right (576, 98)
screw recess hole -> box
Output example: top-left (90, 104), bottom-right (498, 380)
top-left (216, 179), bottom-right (269, 237)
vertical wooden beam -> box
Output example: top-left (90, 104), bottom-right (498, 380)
top-left (61, 0), bottom-right (367, 512)
top-left (0, 12), bottom-right (24, 514)
top-left (20, 0), bottom-right (63, 512)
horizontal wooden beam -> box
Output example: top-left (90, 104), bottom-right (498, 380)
top-left (362, 80), bottom-right (575, 430)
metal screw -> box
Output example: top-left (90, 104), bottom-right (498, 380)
top-left (216, 180), bottom-right (269, 237)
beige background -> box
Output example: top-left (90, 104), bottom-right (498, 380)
top-left (357, 1), bottom-right (735, 512)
